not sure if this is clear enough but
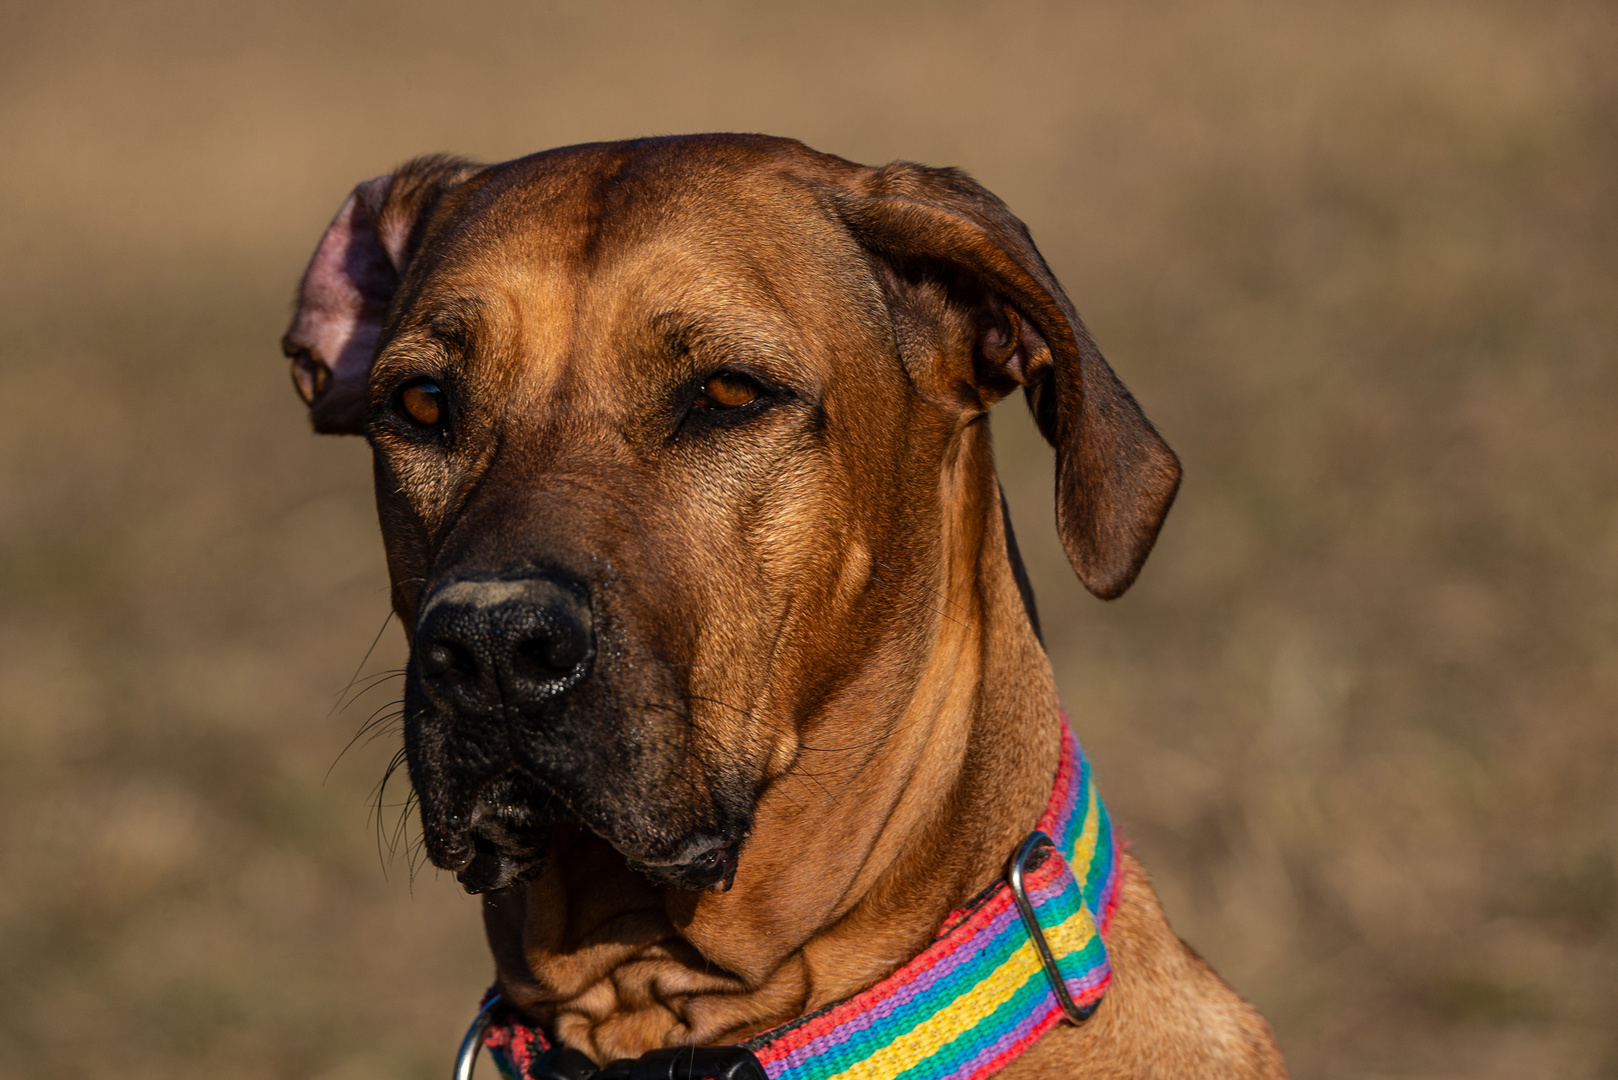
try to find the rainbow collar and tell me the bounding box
[471,720,1120,1080]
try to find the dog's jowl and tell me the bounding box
[283,135,1286,1078]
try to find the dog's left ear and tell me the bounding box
[830,162,1181,600]
[282,156,481,434]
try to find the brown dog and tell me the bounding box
[283,135,1286,1078]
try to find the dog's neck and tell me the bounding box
[484,420,1063,1063]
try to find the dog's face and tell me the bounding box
[284,136,1179,897]
[370,146,946,894]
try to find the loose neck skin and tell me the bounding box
[485,418,1065,1062]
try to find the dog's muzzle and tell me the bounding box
[406,571,594,891]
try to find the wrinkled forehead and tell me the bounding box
[394,151,891,381]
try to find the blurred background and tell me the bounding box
[1,1,1614,1077]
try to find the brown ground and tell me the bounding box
[1,2,1613,1077]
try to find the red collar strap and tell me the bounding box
[467,718,1120,1080]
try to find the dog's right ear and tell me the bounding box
[282,156,480,434]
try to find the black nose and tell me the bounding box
[413,573,594,716]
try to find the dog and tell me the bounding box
[283,134,1286,1078]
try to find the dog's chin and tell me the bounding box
[455,830,542,893]
[415,771,560,894]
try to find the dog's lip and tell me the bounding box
[455,833,537,893]
[624,829,746,892]
[431,791,748,894]
[416,751,753,891]
[443,799,553,892]
[441,841,475,873]
[420,775,560,881]
[429,825,486,881]
[622,829,735,868]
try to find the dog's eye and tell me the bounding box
[695,372,762,410]
[398,379,446,427]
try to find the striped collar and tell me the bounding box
[473,718,1120,1080]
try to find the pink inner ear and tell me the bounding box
[284,178,398,418]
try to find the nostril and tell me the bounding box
[548,635,588,671]
[420,642,455,677]
[513,634,589,680]
[419,640,478,684]
[522,622,591,673]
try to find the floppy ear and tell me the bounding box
[281,156,481,434]
[831,162,1181,600]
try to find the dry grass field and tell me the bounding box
[1,2,1614,1077]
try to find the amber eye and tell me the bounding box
[398,379,445,427]
[697,372,761,410]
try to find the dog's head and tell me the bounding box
[283,135,1178,896]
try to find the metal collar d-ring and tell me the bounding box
[454,993,503,1080]
[1008,831,1096,1024]
[453,996,767,1080]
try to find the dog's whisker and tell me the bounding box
[359,712,406,749]
[369,744,416,879]
[668,693,850,804]
[334,668,408,713]
[867,571,968,631]
[678,693,759,720]
[870,558,974,618]
[329,607,400,719]
[402,791,427,886]
[781,758,836,802]
[388,576,428,603]
[326,699,407,784]
[797,736,895,753]
[356,701,406,735]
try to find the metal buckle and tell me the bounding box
[1008,831,1096,1024]
[595,1047,768,1080]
